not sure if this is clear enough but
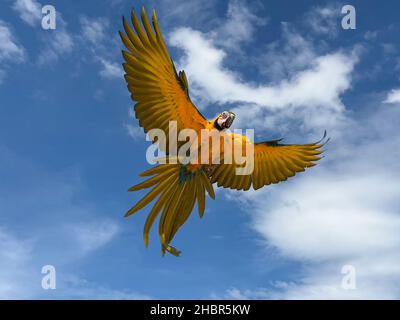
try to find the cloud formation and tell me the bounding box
[12,0,42,26]
[0,228,34,299]
[79,16,123,79]
[80,16,109,45]
[384,88,400,104]
[0,21,25,63]
[37,16,74,65]
[69,220,120,255]
[228,101,400,299]
[188,1,400,299]
[169,26,357,133]
[0,145,126,298]
[304,4,340,37]
[212,0,267,50]
[99,58,123,79]
[0,20,25,83]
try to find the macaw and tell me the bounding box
[120,7,328,256]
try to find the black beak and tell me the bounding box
[225,112,236,128]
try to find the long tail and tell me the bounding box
[125,162,215,256]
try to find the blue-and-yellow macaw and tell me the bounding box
[120,7,327,256]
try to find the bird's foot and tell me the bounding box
[162,244,181,257]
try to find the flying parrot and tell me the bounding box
[120,7,328,256]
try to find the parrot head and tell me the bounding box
[215,111,236,130]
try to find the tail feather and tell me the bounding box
[125,172,176,217]
[143,174,179,247]
[166,178,197,248]
[126,163,215,256]
[129,165,176,191]
[159,179,187,251]
[200,172,215,199]
[161,180,197,256]
[171,179,197,237]
[139,163,175,177]
[196,179,206,218]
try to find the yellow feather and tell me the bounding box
[262,152,275,183]
[119,31,137,55]
[151,10,170,60]
[139,164,172,177]
[275,157,295,177]
[129,166,176,191]
[140,7,167,61]
[200,172,215,199]
[125,173,176,217]
[131,10,151,48]
[169,180,197,242]
[159,182,188,244]
[196,179,205,218]
[143,176,179,247]
[256,156,267,186]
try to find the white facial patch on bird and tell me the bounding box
[217,111,235,129]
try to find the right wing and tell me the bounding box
[211,133,328,190]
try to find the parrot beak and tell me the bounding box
[225,112,236,128]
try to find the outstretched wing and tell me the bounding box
[210,132,328,190]
[120,7,208,151]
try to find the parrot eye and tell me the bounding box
[221,112,228,118]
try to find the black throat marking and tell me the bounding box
[214,120,223,131]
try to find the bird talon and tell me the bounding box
[162,244,181,257]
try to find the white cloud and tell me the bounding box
[124,109,145,140]
[12,0,42,26]
[0,20,25,84]
[0,227,36,299]
[37,16,74,65]
[58,275,151,299]
[80,17,109,45]
[0,146,132,298]
[68,220,120,254]
[212,286,274,300]
[0,21,25,63]
[10,0,74,66]
[37,31,74,65]
[124,123,144,140]
[154,0,218,29]
[0,228,31,263]
[213,287,252,299]
[227,103,400,299]
[304,4,339,37]
[169,27,357,133]
[99,58,123,79]
[0,225,140,299]
[364,31,378,41]
[384,89,400,104]
[11,0,75,65]
[212,0,267,50]
[109,0,124,7]
[257,24,317,82]
[169,28,353,109]
[78,16,122,80]
[252,172,400,261]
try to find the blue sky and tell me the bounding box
[1,0,400,299]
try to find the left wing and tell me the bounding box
[210,133,328,190]
[120,7,208,152]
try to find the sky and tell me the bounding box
[0,0,400,299]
